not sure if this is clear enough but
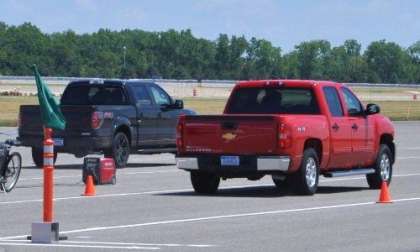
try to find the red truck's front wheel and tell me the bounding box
[366,144,393,189]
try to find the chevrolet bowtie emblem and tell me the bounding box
[222,132,237,142]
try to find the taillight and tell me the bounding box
[176,115,186,151]
[91,112,104,129]
[278,123,291,148]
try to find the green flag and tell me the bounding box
[33,65,66,130]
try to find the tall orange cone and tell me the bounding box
[377,181,392,203]
[83,175,96,196]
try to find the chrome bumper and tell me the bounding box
[176,156,290,172]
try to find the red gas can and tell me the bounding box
[82,157,116,185]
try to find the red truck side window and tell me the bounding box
[323,87,344,117]
[341,87,363,116]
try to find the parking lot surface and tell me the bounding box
[0,122,419,251]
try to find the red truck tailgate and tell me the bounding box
[182,115,278,155]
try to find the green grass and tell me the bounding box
[1,96,419,127]
[0,96,37,126]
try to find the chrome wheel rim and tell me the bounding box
[380,153,391,181]
[305,157,317,188]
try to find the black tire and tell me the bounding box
[291,148,320,195]
[31,147,57,168]
[366,144,393,189]
[105,132,130,168]
[190,171,220,194]
[2,152,22,192]
[272,175,288,190]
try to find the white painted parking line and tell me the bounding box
[0,239,214,248]
[0,185,264,206]
[2,173,420,206]
[3,196,420,241]
[397,156,420,160]
[19,169,179,181]
[398,147,420,151]
[62,240,214,248]
[321,172,420,182]
[56,198,419,235]
[19,175,81,181]
[0,241,159,250]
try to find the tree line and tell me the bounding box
[0,22,419,83]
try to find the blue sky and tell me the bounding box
[1,0,419,52]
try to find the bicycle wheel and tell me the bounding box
[2,152,22,192]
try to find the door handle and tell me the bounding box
[332,123,340,131]
[352,124,358,130]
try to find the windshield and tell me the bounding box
[226,87,319,114]
[61,84,128,105]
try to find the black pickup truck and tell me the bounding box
[18,79,195,167]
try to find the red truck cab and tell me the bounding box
[176,80,395,195]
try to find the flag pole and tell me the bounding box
[30,65,66,243]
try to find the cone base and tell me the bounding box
[376,200,392,204]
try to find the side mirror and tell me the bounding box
[366,103,380,115]
[173,99,184,109]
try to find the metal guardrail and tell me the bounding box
[0,76,419,88]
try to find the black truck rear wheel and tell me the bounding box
[190,171,220,194]
[31,147,57,168]
[105,132,130,168]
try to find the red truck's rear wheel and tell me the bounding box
[291,148,319,195]
[190,171,220,194]
[272,175,289,189]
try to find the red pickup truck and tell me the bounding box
[176,80,395,195]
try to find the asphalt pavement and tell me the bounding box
[0,122,419,252]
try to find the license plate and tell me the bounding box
[53,138,64,146]
[220,156,240,166]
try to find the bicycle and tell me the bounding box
[0,139,22,192]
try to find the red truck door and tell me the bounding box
[341,87,375,166]
[322,87,353,168]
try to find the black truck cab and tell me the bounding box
[18,79,195,167]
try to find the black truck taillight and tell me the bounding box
[91,111,104,129]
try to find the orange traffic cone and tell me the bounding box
[83,175,96,196]
[377,181,392,203]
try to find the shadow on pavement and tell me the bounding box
[157,185,367,198]
[22,162,174,170]
[125,163,175,168]
[15,182,83,189]
[23,164,82,170]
